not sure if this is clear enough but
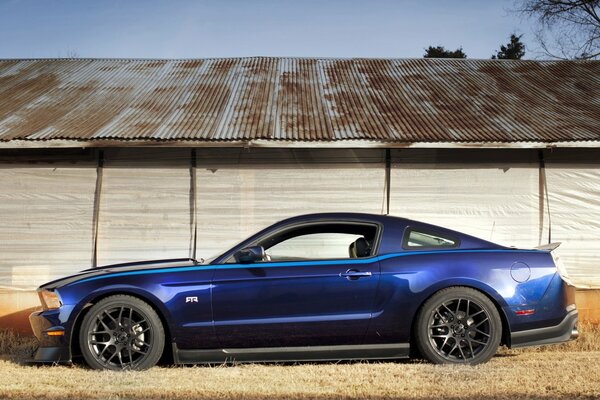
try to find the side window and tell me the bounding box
[403,228,459,249]
[266,233,364,262]
[238,222,380,263]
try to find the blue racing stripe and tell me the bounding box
[72,248,541,285]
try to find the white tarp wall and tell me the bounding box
[0,155,97,319]
[546,163,600,288]
[195,149,386,260]
[388,149,599,288]
[0,147,598,302]
[97,149,192,265]
[390,149,544,249]
[0,162,96,290]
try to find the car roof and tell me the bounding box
[270,212,503,250]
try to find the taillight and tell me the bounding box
[550,250,574,286]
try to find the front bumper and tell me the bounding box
[510,309,578,348]
[29,310,71,363]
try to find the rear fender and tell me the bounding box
[420,278,510,313]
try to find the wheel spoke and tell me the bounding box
[133,327,151,337]
[469,309,485,319]
[105,349,118,364]
[117,349,124,368]
[441,303,455,316]
[98,344,110,357]
[104,310,118,326]
[457,341,467,360]
[441,336,450,349]
[473,328,490,337]
[133,319,147,327]
[448,342,458,357]
[90,330,110,336]
[433,310,447,322]
[467,339,475,358]
[456,298,461,314]
[97,317,111,332]
[118,306,124,325]
[474,317,489,328]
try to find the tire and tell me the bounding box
[79,295,165,371]
[415,287,502,365]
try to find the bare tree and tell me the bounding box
[516,0,600,59]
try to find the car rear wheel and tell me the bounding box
[415,287,502,365]
[79,295,164,370]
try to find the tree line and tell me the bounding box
[424,34,526,59]
[424,0,599,60]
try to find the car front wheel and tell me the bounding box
[79,295,165,370]
[415,287,502,365]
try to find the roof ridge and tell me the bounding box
[0,57,596,63]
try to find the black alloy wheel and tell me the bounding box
[79,295,164,370]
[415,287,502,365]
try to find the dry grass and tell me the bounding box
[0,325,598,400]
[0,330,37,362]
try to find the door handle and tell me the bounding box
[340,269,372,280]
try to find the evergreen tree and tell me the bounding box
[493,34,526,59]
[424,46,467,58]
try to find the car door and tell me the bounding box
[211,224,381,348]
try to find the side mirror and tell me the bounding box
[234,246,265,264]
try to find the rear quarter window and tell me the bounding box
[402,227,459,250]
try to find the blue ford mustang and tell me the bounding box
[30,213,578,370]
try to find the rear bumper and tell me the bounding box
[29,310,71,363]
[510,309,578,348]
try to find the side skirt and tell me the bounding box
[173,343,410,364]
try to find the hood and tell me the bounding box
[40,258,199,289]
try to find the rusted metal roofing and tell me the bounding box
[0,57,598,147]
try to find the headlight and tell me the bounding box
[38,289,62,310]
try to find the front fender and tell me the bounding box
[59,283,175,354]
[75,284,173,327]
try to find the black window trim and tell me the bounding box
[220,218,384,264]
[401,226,460,251]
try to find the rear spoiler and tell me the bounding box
[534,242,561,251]
[536,242,574,286]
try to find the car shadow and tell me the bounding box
[164,356,420,369]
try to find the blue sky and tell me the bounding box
[0,0,535,59]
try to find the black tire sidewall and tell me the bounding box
[79,295,165,371]
[415,287,502,365]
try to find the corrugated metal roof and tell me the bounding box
[0,57,598,147]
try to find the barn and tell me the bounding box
[0,57,599,332]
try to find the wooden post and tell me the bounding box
[91,150,104,268]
